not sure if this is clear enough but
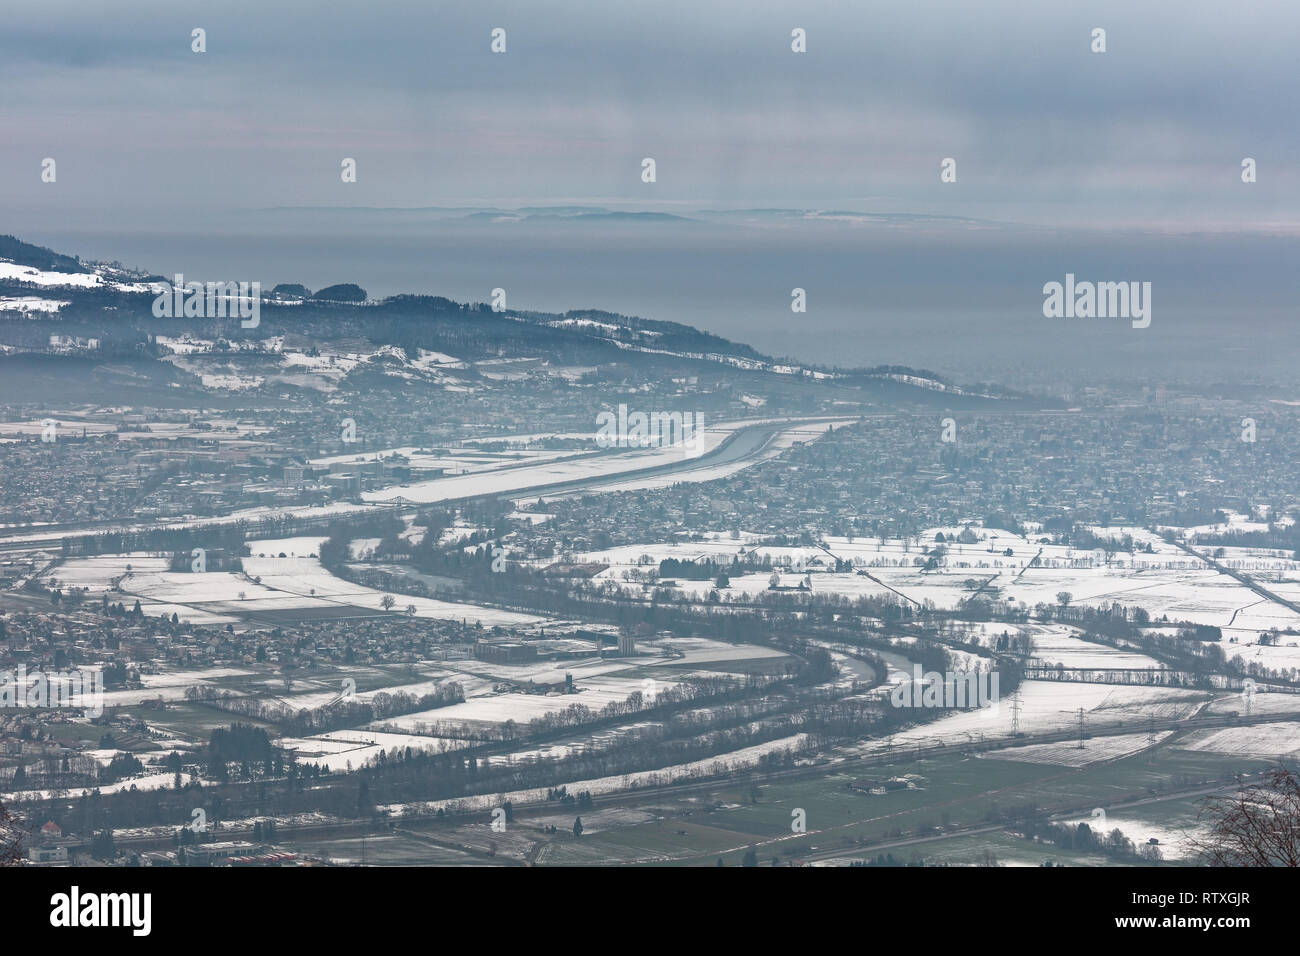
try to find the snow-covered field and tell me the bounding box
[277,731,468,773]
[979,731,1172,767]
[41,554,169,592]
[566,526,1300,669]
[1027,624,1164,670]
[0,295,69,313]
[1058,811,1201,861]
[240,551,546,627]
[1204,692,1300,717]
[93,666,258,708]
[2,771,197,803]
[645,636,788,666]
[1176,721,1300,757]
[380,732,812,817]
[372,675,674,730]
[846,681,1212,756]
[158,342,476,394]
[268,640,778,754]
[42,535,549,628]
[0,261,105,288]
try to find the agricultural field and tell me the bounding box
[313,737,1270,867]
[39,535,549,629]
[564,524,1300,669]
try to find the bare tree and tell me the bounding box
[0,801,24,866]
[1190,768,1300,866]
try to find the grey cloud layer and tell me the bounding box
[2,0,1297,229]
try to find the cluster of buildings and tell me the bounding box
[520,407,1300,556]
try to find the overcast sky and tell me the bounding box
[3,0,1298,235]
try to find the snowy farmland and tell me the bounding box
[568,525,1300,669]
[3,771,197,804]
[270,639,785,760]
[1176,721,1300,758]
[845,681,1213,756]
[978,731,1173,767]
[375,677,666,731]
[240,551,547,627]
[40,536,549,628]
[380,732,813,818]
[1026,624,1163,670]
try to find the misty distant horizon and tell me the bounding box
[6,1,1299,391]
[13,211,1297,392]
[5,1,1298,231]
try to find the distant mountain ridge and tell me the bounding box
[250,205,999,229]
[0,232,1028,405]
